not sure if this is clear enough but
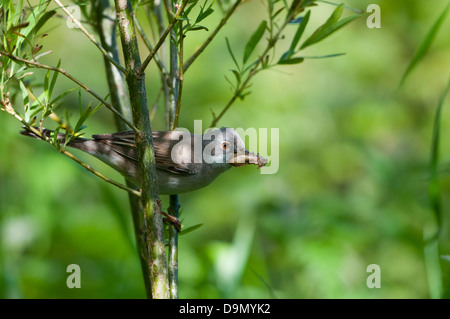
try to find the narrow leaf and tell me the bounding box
[33,10,56,35]
[49,87,78,107]
[180,223,204,236]
[278,57,304,65]
[19,80,30,121]
[400,3,449,86]
[428,76,450,232]
[44,69,50,103]
[226,37,240,71]
[299,52,346,59]
[197,7,214,23]
[188,25,209,31]
[289,10,311,55]
[74,106,92,134]
[300,4,359,49]
[243,20,267,64]
[49,59,61,101]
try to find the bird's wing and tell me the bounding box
[92,131,199,175]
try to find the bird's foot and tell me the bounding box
[156,199,181,232]
[161,211,182,232]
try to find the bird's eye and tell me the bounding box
[222,142,230,150]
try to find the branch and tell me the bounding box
[95,0,152,298]
[53,0,126,74]
[184,0,242,72]
[114,0,169,299]
[162,1,186,299]
[1,97,140,197]
[0,50,139,132]
[139,0,189,74]
[168,194,180,299]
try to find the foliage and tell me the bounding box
[1,0,449,299]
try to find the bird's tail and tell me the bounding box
[20,127,87,146]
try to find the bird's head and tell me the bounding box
[202,127,267,168]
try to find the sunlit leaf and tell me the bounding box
[300,4,359,49]
[33,10,56,35]
[428,77,450,234]
[278,57,304,64]
[289,10,310,55]
[225,37,240,71]
[243,20,267,64]
[400,3,449,86]
[180,223,204,235]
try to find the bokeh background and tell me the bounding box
[1,0,450,298]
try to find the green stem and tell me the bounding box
[140,0,189,73]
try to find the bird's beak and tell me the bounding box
[228,149,268,168]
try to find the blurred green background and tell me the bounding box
[1,0,450,298]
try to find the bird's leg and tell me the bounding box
[157,199,181,232]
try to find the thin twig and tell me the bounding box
[140,0,189,73]
[0,50,139,132]
[135,17,168,77]
[172,22,184,130]
[53,0,126,74]
[1,98,141,197]
[210,17,290,127]
[184,0,242,73]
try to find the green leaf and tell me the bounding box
[271,7,285,20]
[289,10,311,55]
[49,59,61,101]
[298,52,345,59]
[196,6,214,23]
[19,80,30,121]
[75,105,90,131]
[428,76,450,233]
[231,69,241,84]
[188,25,209,32]
[243,20,267,64]
[300,5,359,49]
[317,0,364,14]
[400,3,449,86]
[278,57,305,65]
[226,37,240,71]
[224,75,234,89]
[179,223,204,236]
[49,87,78,108]
[184,0,199,18]
[74,101,103,135]
[44,69,50,103]
[32,10,56,35]
[52,126,62,148]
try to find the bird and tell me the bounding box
[20,127,267,195]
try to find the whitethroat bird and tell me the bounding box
[21,126,267,230]
[21,127,267,194]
